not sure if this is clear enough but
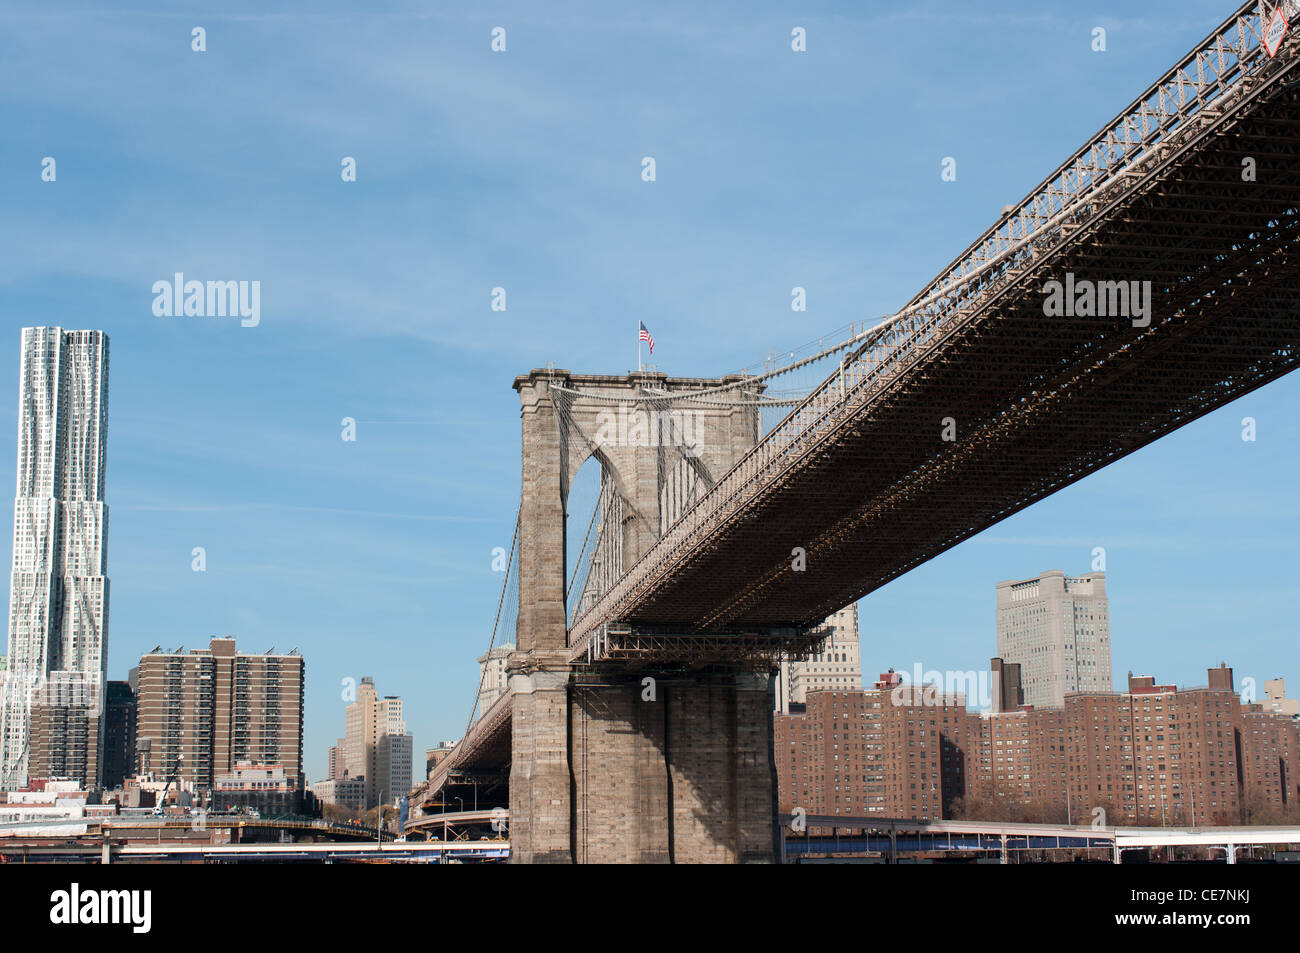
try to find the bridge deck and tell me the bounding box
[569,0,1300,648]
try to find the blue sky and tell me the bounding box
[0,0,1295,783]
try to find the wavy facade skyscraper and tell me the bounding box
[0,328,109,790]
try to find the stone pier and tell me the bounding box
[568,671,778,863]
[507,369,777,863]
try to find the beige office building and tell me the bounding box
[996,570,1112,709]
[134,637,305,790]
[775,604,862,713]
[332,676,412,809]
[1262,677,1299,717]
[476,642,513,719]
[314,775,366,812]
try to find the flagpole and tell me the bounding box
[637,321,642,373]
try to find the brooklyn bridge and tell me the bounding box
[424,1,1300,862]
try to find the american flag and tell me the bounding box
[639,321,655,354]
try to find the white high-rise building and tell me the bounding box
[775,604,862,713]
[0,328,110,790]
[996,570,1112,709]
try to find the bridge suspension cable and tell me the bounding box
[546,320,884,409]
[567,470,627,625]
[465,506,519,734]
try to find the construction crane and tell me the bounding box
[151,754,184,815]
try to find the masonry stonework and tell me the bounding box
[509,370,777,863]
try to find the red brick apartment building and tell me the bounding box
[774,665,1299,826]
[774,672,969,821]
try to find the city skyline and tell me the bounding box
[0,324,1292,786]
[0,0,1297,788]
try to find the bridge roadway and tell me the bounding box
[404,808,506,842]
[426,689,511,802]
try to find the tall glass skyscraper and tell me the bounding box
[0,328,110,790]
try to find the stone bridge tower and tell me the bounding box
[509,369,779,863]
